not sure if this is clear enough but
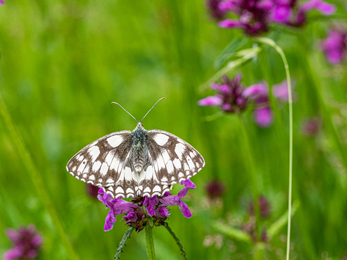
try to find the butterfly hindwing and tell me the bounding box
[146,130,205,185]
[66,131,132,188]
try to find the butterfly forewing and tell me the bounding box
[66,131,132,188]
[147,130,205,185]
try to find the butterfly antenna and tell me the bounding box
[112,102,138,123]
[140,97,166,123]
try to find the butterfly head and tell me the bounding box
[134,122,146,131]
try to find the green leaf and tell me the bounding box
[214,38,249,69]
[200,47,262,92]
[212,221,252,243]
[114,227,135,260]
[267,200,300,240]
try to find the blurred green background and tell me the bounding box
[1,0,347,259]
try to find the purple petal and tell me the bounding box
[219,84,231,94]
[179,201,192,218]
[143,196,159,216]
[320,30,346,64]
[222,103,231,111]
[271,6,291,23]
[254,107,273,128]
[210,83,221,91]
[198,95,223,106]
[243,83,268,100]
[272,79,296,102]
[0,0,4,5]
[27,249,38,259]
[177,187,190,198]
[156,207,170,218]
[218,0,238,11]
[316,1,336,15]
[5,229,18,242]
[218,19,243,28]
[98,188,104,194]
[3,248,22,260]
[104,212,117,231]
[32,235,43,247]
[181,179,196,189]
[300,0,335,15]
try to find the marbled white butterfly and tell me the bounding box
[66,98,205,198]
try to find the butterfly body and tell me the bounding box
[66,102,204,199]
[131,123,148,173]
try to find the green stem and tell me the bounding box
[238,115,260,221]
[164,223,187,260]
[255,37,293,260]
[114,227,134,260]
[0,94,80,260]
[145,224,156,260]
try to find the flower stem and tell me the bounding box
[255,37,293,260]
[114,227,134,260]
[145,224,156,260]
[164,223,187,260]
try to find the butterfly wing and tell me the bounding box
[146,129,205,186]
[66,131,132,189]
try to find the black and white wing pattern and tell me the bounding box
[67,127,205,198]
[66,131,132,189]
[146,130,205,186]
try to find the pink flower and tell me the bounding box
[3,225,43,260]
[272,79,297,102]
[320,29,347,64]
[98,180,196,231]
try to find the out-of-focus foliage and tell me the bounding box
[0,0,347,259]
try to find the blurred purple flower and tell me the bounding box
[98,180,196,231]
[3,225,43,260]
[248,195,271,218]
[198,74,248,113]
[206,0,226,20]
[86,183,100,199]
[283,0,336,27]
[301,117,321,136]
[272,79,296,102]
[205,180,226,199]
[217,0,335,34]
[244,82,273,128]
[253,106,273,127]
[0,0,4,5]
[320,29,347,64]
[218,0,272,35]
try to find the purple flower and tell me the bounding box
[0,0,4,5]
[98,180,196,231]
[301,117,321,136]
[248,196,271,218]
[86,183,100,199]
[198,74,248,113]
[253,106,273,128]
[217,0,336,34]
[244,82,273,128]
[272,79,296,102]
[206,0,226,20]
[205,180,226,199]
[3,225,43,260]
[286,0,336,27]
[218,0,272,35]
[320,29,347,64]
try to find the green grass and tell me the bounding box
[1,0,347,259]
